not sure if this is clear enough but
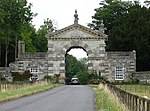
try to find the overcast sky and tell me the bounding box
[27,0,100,59]
[28,0,100,29]
[27,0,145,59]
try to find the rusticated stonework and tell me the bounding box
[9,22,136,83]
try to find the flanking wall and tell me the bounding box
[133,71,150,83]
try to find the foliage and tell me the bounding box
[0,0,34,67]
[35,25,48,52]
[76,70,89,85]
[65,54,89,85]
[31,18,56,52]
[65,54,108,84]
[89,0,132,34]
[12,72,23,81]
[20,24,37,52]
[43,75,53,82]
[90,0,150,71]
[53,74,60,84]
[0,83,59,102]
[108,4,150,71]
[22,70,32,81]
[11,70,32,81]
[96,84,125,111]
[0,74,6,82]
[88,71,100,84]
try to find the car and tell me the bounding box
[71,77,79,85]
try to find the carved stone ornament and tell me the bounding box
[74,9,79,24]
[99,20,106,33]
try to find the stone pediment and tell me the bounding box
[47,24,106,40]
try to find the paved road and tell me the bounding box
[0,85,95,111]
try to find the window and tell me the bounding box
[30,67,39,74]
[29,67,39,81]
[115,66,124,80]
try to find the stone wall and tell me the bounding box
[107,51,136,81]
[133,71,150,82]
[8,23,137,83]
[0,67,5,74]
[47,38,107,77]
[18,52,47,60]
[9,58,48,79]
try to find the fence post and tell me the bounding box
[139,98,141,111]
[128,93,130,109]
[105,83,150,111]
[147,100,150,111]
[135,96,138,111]
[4,84,6,92]
[0,84,2,92]
[131,96,134,111]
[142,99,145,111]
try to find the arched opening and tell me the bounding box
[65,46,89,85]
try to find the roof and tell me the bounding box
[46,24,107,40]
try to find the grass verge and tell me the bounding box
[95,84,127,111]
[0,83,60,103]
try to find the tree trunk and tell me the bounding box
[0,42,1,66]
[5,44,9,75]
[15,36,17,61]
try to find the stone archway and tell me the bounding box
[9,11,136,83]
[13,33,136,83]
[46,23,108,82]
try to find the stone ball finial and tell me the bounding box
[74,9,79,24]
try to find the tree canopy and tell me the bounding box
[65,54,89,85]
[0,0,56,67]
[0,0,34,67]
[90,0,150,71]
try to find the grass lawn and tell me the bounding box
[93,84,127,111]
[116,84,150,98]
[0,82,60,103]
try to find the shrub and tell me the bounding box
[88,71,100,84]
[0,73,6,82]
[22,70,32,81]
[43,75,53,82]
[11,70,32,82]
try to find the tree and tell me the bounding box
[30,18,57,52]
[0,0,34,68]
[108,4,150,71]
[20,23,37,52]
[65,54,78,84]
[33,18,50,52]
[88,0,132,34]
[144,0,150,7]
[90,0,150,71]
[76,70,89,85]
[65,54,89,84]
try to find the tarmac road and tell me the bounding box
[0,85,95,111]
